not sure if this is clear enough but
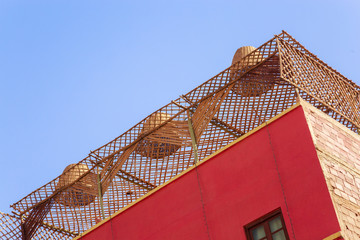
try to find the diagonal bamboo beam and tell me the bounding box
[117,169,156,191]
[41,222,78,237]
[88,157,156,191]
[100,142,140,193]
[179,95,244,138]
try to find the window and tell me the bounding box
[244,209,290,240]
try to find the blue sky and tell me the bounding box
[1,0,359,213]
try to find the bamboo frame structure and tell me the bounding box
[1,31,359,239]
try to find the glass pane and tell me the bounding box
[252,225,266,240]
[272,230,286,240]
[269,216,283,232]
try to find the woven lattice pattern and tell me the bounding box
[5,31,359,239]
[0,211,21,240]
[0,211,73,240]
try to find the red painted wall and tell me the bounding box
[81,106,340,240]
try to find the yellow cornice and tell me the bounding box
[322,231,342,240]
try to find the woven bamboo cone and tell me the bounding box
[136,112,181,159]
[56,164,97,207]
[231,46,274,97]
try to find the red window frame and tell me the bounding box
[244,208,290,240]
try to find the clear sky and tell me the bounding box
[1,0,359,213]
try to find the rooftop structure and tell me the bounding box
[0,31,359,239]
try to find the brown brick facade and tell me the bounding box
[302,101,360,239]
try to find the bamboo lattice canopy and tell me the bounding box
[3,31,360,240]
[231,46,275,97]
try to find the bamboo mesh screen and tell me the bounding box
[4,31,359,239]
[0,211,74,239]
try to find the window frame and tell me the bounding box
[244,208,290,240]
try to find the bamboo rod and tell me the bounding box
[187,113,199,164]
[97,174,105,220]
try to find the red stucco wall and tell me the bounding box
[80,106,340,240]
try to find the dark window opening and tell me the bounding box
[244,208,290,240]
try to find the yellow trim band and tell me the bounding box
[73,102,302,239]
[323,231,342,240]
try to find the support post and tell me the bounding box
[187,112,199,164]
[97,174,105,220]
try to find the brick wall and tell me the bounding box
[302,101,360,240]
